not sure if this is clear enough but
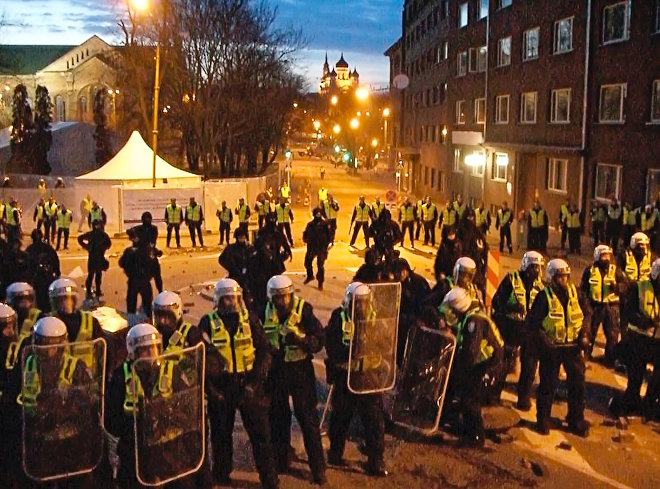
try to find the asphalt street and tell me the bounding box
[56,157,659,488]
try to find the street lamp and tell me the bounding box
[371,138,378,148]
[350,117,359,129]
[330,95,338,106]
[355,87,370,101]
[333,124,341,135]
[313,120,321,131]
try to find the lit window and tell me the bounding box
[551,88,571,123]
[477,46,488,72]
[459,3,469,28]
[554,17,573,54]
[475,98,486,124]
[497,37,511,67]
[495,95,509,124]
[492,153,508,181]
[456,100,466,124]
[453,149,462,173]
[547,158,568,192]
[599,83,626,123]
[523,27,539,61]
[520,92,537,124]
[603,1,631,44]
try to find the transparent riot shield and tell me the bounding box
[347,282,401,394]
[392,326,456,435]
[132,343,205,487]
[21,338,107,482]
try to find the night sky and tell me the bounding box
[0,0,402,89]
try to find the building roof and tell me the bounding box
[0,45,76,75]
[336,53,348,68]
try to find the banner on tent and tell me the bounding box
[122,188,203,229]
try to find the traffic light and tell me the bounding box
[342,151,351,163]
[284,149,292,159]
[334,144,341,154]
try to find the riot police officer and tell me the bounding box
[580,245,625,366]
[491,251,545,409]
[199,279,279,488]
[235,197,251,237]
[78,219,112,300]
[153,291,203,354]
[5,282,44,342]
[262,275,326,484]
[219,227,256,293]
[326,283,387,476]
[322,193,339,246]
[350,196,371,248]
[302,207,331,291]
[443,287,504,447]
[618,232,652,283]
[25,229,60,311]
[527,259,590,436]
[0,304,19,397]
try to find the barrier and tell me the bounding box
[486,250,500,307]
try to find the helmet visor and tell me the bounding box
[153,307,177,330]
[1,316,18,339]
[53,295,77,315]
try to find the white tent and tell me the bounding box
[75,130,201,188]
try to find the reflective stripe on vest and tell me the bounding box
[19,353,78,407]
[588,264,619,303]
[22,308,41,336]
[354,204,370,222]
[530,209,545,228]
[422,203,437,222]
[400,205,414,222]
[629,281,660,338]
[257,201,270,216]
[624,249,651,282]
[71,312,94,369]
[276,205,291,224]
[187,205,201,223]
[280,185,290,198]
[122,359,175,413]
[165,322,193,355]
[5,333,30,370]
[541,285,584,344]
[263,297,307,362]
[166,205,181,224]
[608,205,622,219]
[592,207,606,223]
[506,271,542,320]
[57,210,72,229]
[475,209,488,228]
[237,204,249,223]
[340,308,354,346]
[453,202,467,219]
[623,208,637,226]
[208,310,255,373]
[372,202,385,218]
[456,312,504,363]
[324,201,338,220]
[45,203,58,217]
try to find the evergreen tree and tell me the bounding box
[9,83,34,172]
[93,89,112,166]
[33,85,53,174]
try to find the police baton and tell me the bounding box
[320,384,334,435]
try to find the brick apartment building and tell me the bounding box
[386,0,660,230]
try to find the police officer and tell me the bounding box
[262,275,326,484]
[4,197,21,244]
[55,203,73,250]
[491,251,545,408]
[5,282,44,338]
[49,278,104,368]
[322,193,339,246]
[236,197,251,237]
[33,198,46,235]
[640,204,658,247]
[217,200,233,246]
[528,201,548,253]
[219,227,257,293]
[303,207,331,291]
[275,197,294,247]
[44,196,58,243]
[165,198,183,248]
[88,200,107,229]
[452,194,468,224]
[318,185,328,206]
[325,283,388,476]
[527,259,590,436]
[199,279,279,488]
[433,228,462,282]
[279,182,291,203]
[0,304,20,397]
[398,196,416,248]
[153,291,203,354]
[119,236,156,320]
[474,201,491,237]
[443,287,504,447]
[606,197,623,251]
[580,245,625,366]
[615,258,660,416]
[255,194,272,230]
[421,196,438,246]
[591,200,607,247]
[186,196,205,248]
[559,199,570,251]
[350,195,371,248]
[439,199,458,240]
[618,232,652,283]
[371,197,385,223]
[496,201,514,254]
[566,204,583,255]
[25,229,60,311]
[413,196,425,242]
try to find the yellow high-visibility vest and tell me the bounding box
[566,212,580,229]
[475,208,489,228]
[208,310,255,373]
[276,205,291,224]
[218,208,232,223]
[5,204,17,226]
[530,209,545,228]
[35,205,44,220]
[324,201,338,220]
[400,204,414,222]
[422,203,437,222]
[541,285,584,344]
[588,264,619,303]
[56,209,72,229]
[186,204,201,223]
[318,188,328,202]
[354,204,370,222]
[372,202,385,219]
[624,249,651,282]
[237,204,249,223]
[166,204,181,224]
[263,297,308,362]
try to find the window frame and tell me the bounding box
[495,94,510,124]
[475,97,486,124]
[457,51,468,76]
[651,79,660,123]
[497,36,512,67]
[453,148,463,174]
[599,83,627,124]
[523,27,540,61]
[550,88,571,124]
[546,158,568,193]
[469,48,478,73]
[520,91,538,124]
[459,2,469,28]
[471,158,485,177]
[595,163,622,201]
[491,153,508,182]
[656,0,660,34]
[602,1,631,45]
[477,45,488,72]
[456,99,466,124]
[554,17,574,54]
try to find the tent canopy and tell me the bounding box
[76,131,199,182]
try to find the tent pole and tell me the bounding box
[152,43,161,188]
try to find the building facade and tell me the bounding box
[319,53,360,94]
[388,0,660,227]
[0,35,119,126]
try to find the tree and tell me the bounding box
[93,89,113,166]
[8,83,34,172]
[32,85,53,174]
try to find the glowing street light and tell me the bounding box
[371,138,379,148]
[131,0,149,11]
[355,87,370,101]
[383,107,391,117]
[333,124,341,135]
[293,102,298,108]
[350,118,359,129]
[330,95,338,106]
[313,120,321,131]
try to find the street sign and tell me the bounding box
[385,190,397,203]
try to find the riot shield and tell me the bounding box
[132,343,205,487]
[21,338,107,482]
[347,282,401,394]
[392,326,456,435]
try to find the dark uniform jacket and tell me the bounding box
[302,218,331,254]
[78,229,111,270]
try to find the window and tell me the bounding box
[440,125,448,143]
[469,48,478,72]
[656,0,660,33]
[495,95,509,124]
[55,96,65,122]
[603,1,631,44]
[554,17,573,54]
[546,158,568,192]
[551,88,571,123]
[471,157,485,177]
[599,83,626,123]
[595,163,622,200]
[652,80,660,122]
[499,0,512,8]
[520,92,537,123]
[475,98,486,123]
[647,169,660,203]
[523,27,539,61]
[457,51,468,76]
[431,169,436,189]
[442,0,449,20]
[453,149,462,173]
[459,2,468,28]
[424,166,429,185]
[443,41,449,60]
[79,96,88,115]
[497,37,511,67]
[477,46,488,72]
[480,0,489,19]
[456,100,466,124]
[492,153,508,181]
